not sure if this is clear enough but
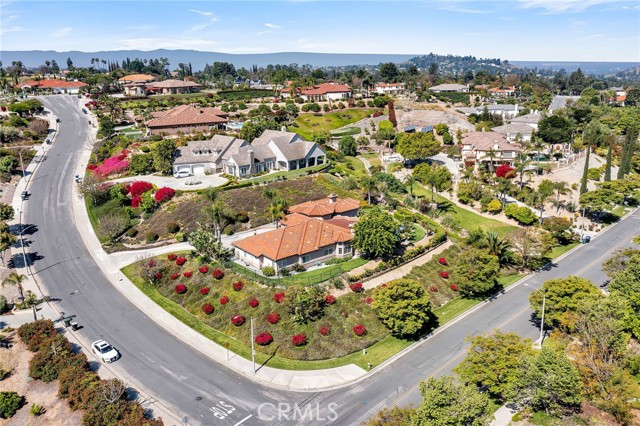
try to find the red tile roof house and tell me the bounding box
[232,195,360,273]
[374,82,405,95]
[281,82,352,102]
[461,131,523,165]
[16,79,88,94]
[146,79,201,95]
[145,104,229,136]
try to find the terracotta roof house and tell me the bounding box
[118,74,156,84]
[281,82,352,102]
[374,82,404,95]
[288,194,360,219]
[461,131,523,165]
[17,79,87,94]
[171,129,327,178]
[429,83,469,93]
[491,123,534,142]
[146,79,201,95]
[145,104,229,136]
[232,218,354,273]
[488,86,516,98]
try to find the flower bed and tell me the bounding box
[231,315,246,326]
[170,273,180,280]
[199,266,209,274]
[220,295,230,305]
[324,294,336,305]
[202,303,214,315]
[232,281,244,291]
[175,284,187,294]
[292,334,307,347]
[168,254,178,261]
[213,269,224,280]
[176,257,187,266]
[353,325,367,336]
[266,313,280,324]
[200,287,210,295]
[450,284,459,291]
[255,332,273,346]
[440,271,449,279]
[273,292,285,303]
[350,282,363,293]
[438,257,447,265]
[319,325,331,336]
[183,271,193,278]
[248,298,260,308]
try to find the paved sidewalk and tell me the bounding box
[491,404,518,426]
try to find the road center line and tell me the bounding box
[233,414,253,426]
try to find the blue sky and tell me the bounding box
[1,0,639,61]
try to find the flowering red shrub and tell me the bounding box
[324,294,336,305]
[167,254,178,261]
[153,272,163,280]
[438,257,448,265]
[231,315,245,326]
[440,271,449,279]
[154,187,175,203]
[176,257,187,266]
[212,269,224,280]
[183,271,193,278]
[429,285,438,292]
[273,292,285,303]
[350,282,364,293]
[291,334,307,346]
[200,287,210,295]
[450,284,459,291]
[199,266,209,274]
[131,196,142,208]
[266,313,280,324]
[464,160,475,168]
[381,283,387,288]
[175,284,187,294]
[220,295,229,305]
[353,325,367,336]
[495,164,516,179]
[202,303,214,315]
[87,164,98,171]
[319,325,331,336]
[129,181,154,197]
[232,281,244,291]
[170,273,180,280]
[364,297,373,305]
[255,332,273,346]
[248,298,260,308]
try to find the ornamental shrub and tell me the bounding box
[170,273,180,280]
[199,266,209,274]
[212,269,224,279]
[248,298,260,308]
[438,257,447,265]
[504,203,537,226]
[232,281,244,291]
[255,332,273,346]
[485,198,503,214]
[200,288,210,295]
[319,325,331,336]
[167,253,178,261]
[231,315,246,326]
[202,303,214,315]
[176,256,187,266]
[0,391,24,419]
[175,284,187,294]
[450,284,459,291]
[440,271,449,278]
[495,164,516,179]
[262,266,275,277]
[153,272,162,280]
[183,271,192,278]
[220,295,230,305]
[364,297,373,304]
[129,181,153,197]
[429,285,438,292]
[353,324,367,336]
[131,196,142,208]
[325,294,336,305]
[266,313,280,324]
[273,292,285,303]
[154,187,175,203]
[291,334,307,346]
[350,282,364,293]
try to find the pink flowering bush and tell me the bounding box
[364,297,373,305]
[255,332,273,346]
[176,256,187,266]
[199,266,209,274]
[212,269,224,280]
[248,298,260,308]
[324,294,336,305]
[450,284,459,291]
[153,272,162,280]
[131,196,142,208]
[353,325,367,336]
[231,315,246,326]
[183,271,192,278]
[154,187,175,203]
[266,313,280,324]
[273,292,285,303]
[129,181,153,197]
[170,273,180,280]
[291,334,307,347]
[167,254,178,261]
[93,152,129,177]
[202,303,214,315]
[319,325,331,336]
[438,257,447,265]
[200,287,210,295]
[232,281,244,291]
[429,285,439,292]
[220,295,230,305]
[440,271,449,279]
[175,284,187,294]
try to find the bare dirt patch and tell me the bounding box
[396,101,476,133]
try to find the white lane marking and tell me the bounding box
[57,153,74,206]
[233,414,253,426]
[158,365,187,381]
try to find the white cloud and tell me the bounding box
[52,27,72,38]
[116,37,217,51]
[189,16,220,32]
[439,6,487,14]
[265,23,280,29]
[190,9,212,16]
[0,25,23,35]
[518,0,635,14]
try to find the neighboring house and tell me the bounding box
[232,217,354,273]
[281,82,352,101]
[145,104,229,136]
[17,79,87,94]
[509,111,542,130]
[146,79,201,95]
[548,95,580,112]
[488,86,516,98]
[374,82,404,95]
[429,83,469,93]
[171,130,327,177]
[461,131,523,165]
[491,123,534,142]
[459,104,521,118]
[118,74,156,84]
[287,195,360,220]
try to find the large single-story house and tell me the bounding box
[118,74,156,84]
[145,104,229,136]
[429,83,469,93]
[509,111,542,130]
[375,82,404,95]
[172,130,327,178]
[146,79,201,95]
[461,131,523,165]
[17,79,87,94]
[287,195,360,219]
[491,123,534,142]
[281,83,352,101]
[458,104,522,119]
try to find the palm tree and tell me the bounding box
[514,155,531,191]
[485,231,512,266]
[359,176,378,204]
[202,189,233,241]
[3,272,26,301]
[404,174,416,199]
[529,189,552,225]
[269,197,289,228]
[552,181,571,213]
[485,148,497,175]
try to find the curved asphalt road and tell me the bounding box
[24,95,638,426]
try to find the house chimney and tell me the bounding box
[328,194,338,204]
[493,143,499,150]
[247,148,254,174]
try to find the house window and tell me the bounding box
[324,248,334,256]
[317,156,324,165]
[302,255,310,263]
[240,166,249,175]
[338,247,343,255]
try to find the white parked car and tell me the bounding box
[174,170,192,178]
[91,340,120,363]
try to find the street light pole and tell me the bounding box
[250,316,255,373]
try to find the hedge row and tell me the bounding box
[17,320,163,426]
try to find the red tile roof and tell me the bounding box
[288,196,360,217]
[145,104,229,128]
[233,219,352,261]
[118,74,155,83]
[462,132,522,152]
[282,82,352,96]
[17,79,87,89]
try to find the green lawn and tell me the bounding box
[546,242,579,260]
[238,163,329,185]
[410,224,427,243]
[361,153,382,168]
[330,127,361,137]
[289,109,376,139]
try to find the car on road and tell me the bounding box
[20,191,29,200]
[81,108,88,114]
[174,170,192,178]
[91,340,120,363]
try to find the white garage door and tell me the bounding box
[192,165,206,176]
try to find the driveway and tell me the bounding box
[109,173,227,190]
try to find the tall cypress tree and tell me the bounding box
[618,126,638,179]
[580,142,590,195]
[604,133,613,182]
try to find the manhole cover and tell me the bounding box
[195,396,202,401]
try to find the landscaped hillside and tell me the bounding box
[289,109,376,140]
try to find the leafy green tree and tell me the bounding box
[413,163,452,203]
[396,132,440,161]
[538,115,574,145]
[514,348,583,415]
[187,228,232,261]
[0,203,14,221]
[603,248,640,278]
[379,63,399,83]
[0,391,24,419]
[604,133,614,182]
[352,206,399,259]
[453,248,500,296]
[529,276,602,327]
[608,255,640,339]
[339,135,357,156]
[371,279,432,336]
[366,406,415,426]
[0,156,17,174]
[285,285,325,324]
[579,188,624,213]
[128,154,154,175]
[413,376,493,426]
[455,331,535,401]
[434,123,449,135]
[239,120,279,142]
[152,139,176,175]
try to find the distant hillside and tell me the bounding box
[0,49,416,71]
[407,53,515,75]
[510,61,640,76]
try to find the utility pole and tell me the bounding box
[250,317,255,373]
[18,150,25,179]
